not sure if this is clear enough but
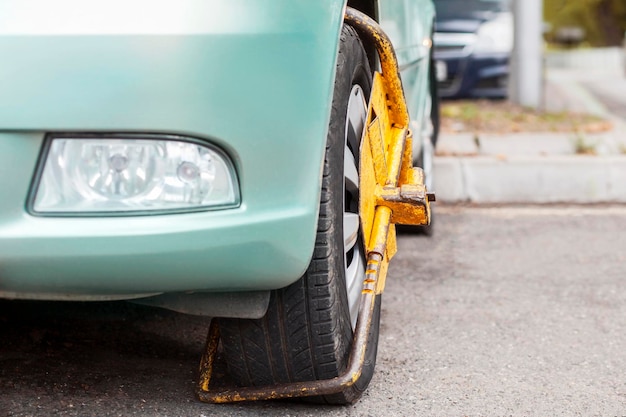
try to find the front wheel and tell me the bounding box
[216,25,379,405]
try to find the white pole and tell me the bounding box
[510,0,543,108]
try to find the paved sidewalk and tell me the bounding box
[434,62,626,203]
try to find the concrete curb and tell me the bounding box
[433,64,626,204]
[436,131,626,157]
[434,129,626,203]
[434,155,626,204]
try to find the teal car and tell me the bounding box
[0,0,436,404]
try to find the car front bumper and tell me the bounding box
[0,0,347,300]
[436,51,509,99]
[1,134,318,298]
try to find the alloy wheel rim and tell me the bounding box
[343,85,367,330]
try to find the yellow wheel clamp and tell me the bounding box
[197,7,435,403]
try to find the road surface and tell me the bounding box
[2,206,626,416]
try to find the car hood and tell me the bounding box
[435,18,483,34]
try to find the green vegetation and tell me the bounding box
[572,134,597,155]
[544,0,626,47]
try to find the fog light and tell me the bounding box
[32,136,239,214]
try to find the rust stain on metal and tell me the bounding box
[196,7,434,404]
[197,320,220,392]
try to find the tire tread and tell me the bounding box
[217,25,379,404]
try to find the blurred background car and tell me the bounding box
[433,0,513,99]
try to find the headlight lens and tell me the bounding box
[33,136,239,214]
[473,13,514,54]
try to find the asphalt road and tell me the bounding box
[2,205,626,416]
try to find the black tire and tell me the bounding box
[216,25,379,405]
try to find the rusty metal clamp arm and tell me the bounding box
[197,7,434,404]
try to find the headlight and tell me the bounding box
[32,135,240,215]
[473,13,514,54]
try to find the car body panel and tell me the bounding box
[0,0,345,298]
[379,0,435,170]
[435,47,509,98]
[379,0,435,134]
[0,131,319,295]
[0,0,436,312]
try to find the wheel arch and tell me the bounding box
[346,0,380,71]
[347,0,379,22]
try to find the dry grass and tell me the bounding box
[441,100,612,134]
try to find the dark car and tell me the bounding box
[433,0,512,98]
